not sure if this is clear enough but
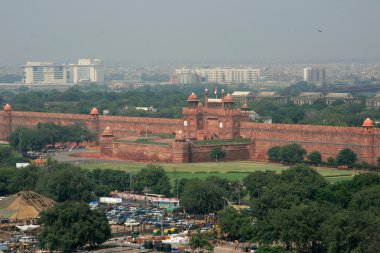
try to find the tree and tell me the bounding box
[243,171,279,198]
[254,246,289,253]
[63,123,95,146]
[280,143,306,164]
[270,204,328,252]
[267,146,282,162]
[322,210,380,253]
[86,169,130,192]
[281,165,327,189]
[210,147,226,162]
[134,165,171,195]
[35,164,93,202]
[8,127,45,152]
[219,207,255,241]
[349,186,380,215]
[38,202,111,252]
[180,179,225,214]
[336,148,357,166]
[189,232,213,252]
[377,156,380,166]
[307,151,322,165]
[37,122,63,148]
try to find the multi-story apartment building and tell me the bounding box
[69,58,104,83]
[174,67,260,84]
[303,66,326,83]
[22,61,67,84]
[171,73,200,85]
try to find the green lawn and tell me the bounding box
[83,161,361,183]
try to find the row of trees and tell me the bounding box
[268,144,358,167]
[219,165,380,252]
[2,146,380,252]
[4,83,380,126]
[7,122,95,152]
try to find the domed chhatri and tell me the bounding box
[242,103,250,109]
[362,118,374,128]
[187,92,199,102]
[3,104,12,111]
[223,93,234,103]
[90,107,99,115]
[102,126,113,137]
[175,130,186,141]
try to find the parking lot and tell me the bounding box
[94,198,206,236]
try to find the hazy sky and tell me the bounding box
[1,0,379,65]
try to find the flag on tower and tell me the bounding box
[214,87,218,95]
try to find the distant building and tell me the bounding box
[171,73,200,85]
[22,61,67,84]
[291,92,324,105]
[366,92,380,109]
[231,91,255,104]
[291,92,361,105]
[69,58,104,83]
[254,91,288,104]
[325,93,361,105]
[304,66,326,83]
[174,67,260,84]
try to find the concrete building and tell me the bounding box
[170,73,200,85]
[304,66,326,83]
[22,61,67,84]
[69,58,104,83]
[366,92,380,109]
[174,67,260,84]
[231,91,255,104]
[254,91,288,104]
[291,92,324,105]
[325,93,361,105]
[291,92,361,105]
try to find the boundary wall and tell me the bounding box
[1,110,379,164]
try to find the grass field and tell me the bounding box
[83,161,361,183]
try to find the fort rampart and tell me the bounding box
[1,109,379,164]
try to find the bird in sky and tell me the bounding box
[318,29,322,32]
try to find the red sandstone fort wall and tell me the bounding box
[2,110,380,164]
[190,142,255,163]
[0,111,182,140]
[108,142,174,163]
[241,122,380,164]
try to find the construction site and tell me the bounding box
[0,191,56,252]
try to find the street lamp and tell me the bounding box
[42,165,52,172]
[18,132,22,154]
[80,135,85,165]
[85,170,93,178]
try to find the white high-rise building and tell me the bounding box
[70,58,104,83]
[303,66,326,83]
[174,67,260,84]
[22,61,68,84]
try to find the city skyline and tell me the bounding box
[1,0,380,65]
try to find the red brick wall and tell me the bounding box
[2,110,380,164]
[240,122,380,164]
[100,138,255,163]
[0,111,182,140]
[190,143,255,162]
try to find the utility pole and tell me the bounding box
[19,132,22,154]
[176,178,182,200]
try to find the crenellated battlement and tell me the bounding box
[1,103,380,164]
